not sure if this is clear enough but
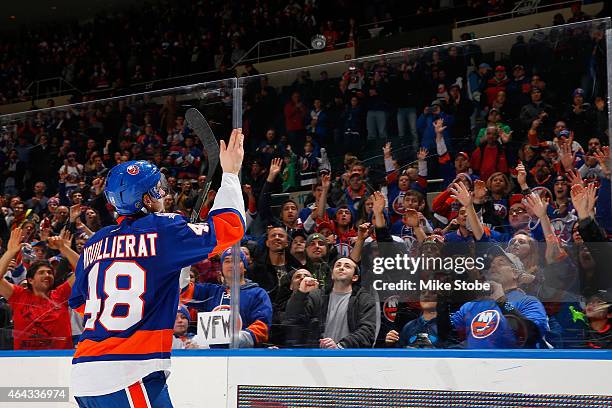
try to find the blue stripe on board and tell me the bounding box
[0,348,611,360]
[72,352,171,364]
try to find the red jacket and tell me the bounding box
[471,144,509,181]
[284,102,307,132]
[485,77,510,106]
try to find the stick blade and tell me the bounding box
[185,108,220,164]
[185,108,221,223]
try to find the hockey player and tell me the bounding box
[69,129,245,407]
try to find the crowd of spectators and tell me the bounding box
[1,0,585,106]
[0,15,611,351]
[0,0,379,105]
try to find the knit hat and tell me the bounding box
[486,245,525,273]
[456,151,470,160]
[219,248,248,270]
[508,194,525,207]
[177,304,190,320]
[306,232,327,246]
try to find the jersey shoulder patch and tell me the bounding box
[187,222,210,236]
[154,212,180,219]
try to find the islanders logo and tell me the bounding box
[493,202,508,219]
[383,295,399,322]
[126,164,140,175]
[392,194,407,215]
[470,309,500,339]
[212,304,242,328]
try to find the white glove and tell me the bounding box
[238,330,254,348]
[179,266,191,290]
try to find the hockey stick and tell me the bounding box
[185,108,220,223]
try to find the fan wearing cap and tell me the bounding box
[551,124,584,155]
[505,64,531,116]
[484,65,509,106]
[442,245,549,349]
[326,206,357,257]
[171,305,196,349]
[417,99,454,152]
[304,232,335,290]
[479,193,534,245]
[564,88,594,146]
[337,168,368,213]
[284,256,376,348]
[583,290,612,349]
[181,247,272,348]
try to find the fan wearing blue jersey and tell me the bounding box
[181,247,273,347]
[69,129,245,408]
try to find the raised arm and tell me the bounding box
[256,157,282,222]
[403,209,427,243]
[383,142,394,173]
[516,161,531,194]
[0,228,25,299]
[417,147,429,178]
[524,193,563,264]
[350,222,372,263]
[47,229,78,287]
[315,174,331,220]
[209,129,246,251]
[371,191,387,230]
[450,182,484,240]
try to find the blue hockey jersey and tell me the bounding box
[451,289,549,349]
[69,173,245,396]
[181,280,273,346]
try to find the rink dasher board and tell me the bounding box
[0,349,610,408]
